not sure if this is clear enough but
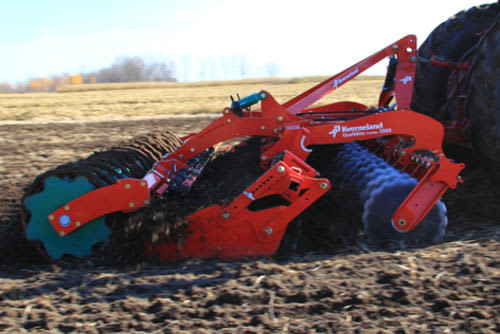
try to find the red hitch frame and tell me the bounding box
[48,35,464,259]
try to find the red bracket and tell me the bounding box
[145,151,330,260]
[391,156,465,232]
[48,179,149,237]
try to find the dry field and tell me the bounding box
[0,77,384,122]
[0,78,498,333]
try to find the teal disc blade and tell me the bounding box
[24,176,111,259]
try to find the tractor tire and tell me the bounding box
[465,13,500,165]
[411,3,499,119]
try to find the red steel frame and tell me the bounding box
[48,35,464,260]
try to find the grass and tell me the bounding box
[0,76,384,121]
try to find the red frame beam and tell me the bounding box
[283,35,417,114]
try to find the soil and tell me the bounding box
[0,116,499,333]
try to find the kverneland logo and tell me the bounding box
[400,76,412,85]
[333,68,359,89]
[329,122,385,138]
[330,125,341,138]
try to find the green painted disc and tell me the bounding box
[24,176,111,259]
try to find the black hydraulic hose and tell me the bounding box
[382,57,398,91]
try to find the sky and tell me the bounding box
[0,0,486,83]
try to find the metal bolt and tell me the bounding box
[265,227,273,235]
[261,126,266,130]
[392,45,398,50]
[277,165,286,173]
[260,92,267,99]
[129,202,135,208]
[179,154,184,159]
[310,121,314,125]
[224,109,230,114]
[75,221,81,227]
[273,128,278,134]
[320,182,328,189]
[64,205,70,211]
[415,158,420,163]
[262,155,268,161]
[410,55,417,63]
[125,183,131,189]
[420,160,426,165]
[222,212,230,219]
[277,116,284,122]
[59,215,71,227]
[144,200,150,205]
[400,151,406,156]
[49,215,54,221]
[426,161,431,168]
[227,119,232,123]
[411,156,415,161]
[141,181,146,187]
[59,231,65,237]
[398,219,406,226]
[190,147,195,153]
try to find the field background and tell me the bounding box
[0,77,384,122]
[0,77,498,333]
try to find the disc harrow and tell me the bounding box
[20,34,467,262]
[335,143,447,247]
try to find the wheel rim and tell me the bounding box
[24,175,110,259]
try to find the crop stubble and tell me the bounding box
[0,79,498,333]
[0,77,383,121]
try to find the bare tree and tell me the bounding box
[205,58,213,81]
[0,82,13,93]
[182,54,192,81]
[198,58,207,81]
[96,56,176,83]
[238,55,250,79]
[220,56,231,80]
[263,62,280,77]
[144,59,176,81]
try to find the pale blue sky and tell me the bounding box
[0,0,485,83]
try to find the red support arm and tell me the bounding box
[48,179,149,236]
[391,158,464,232]
[283,35,417,114]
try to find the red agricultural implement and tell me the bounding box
[22,3,499,261]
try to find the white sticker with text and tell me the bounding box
[329,122,392,138]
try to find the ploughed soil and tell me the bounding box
[0,116,499,333]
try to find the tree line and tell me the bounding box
[1,55,280,93]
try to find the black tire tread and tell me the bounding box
[411,3,499,118]
[465,14,500,164]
